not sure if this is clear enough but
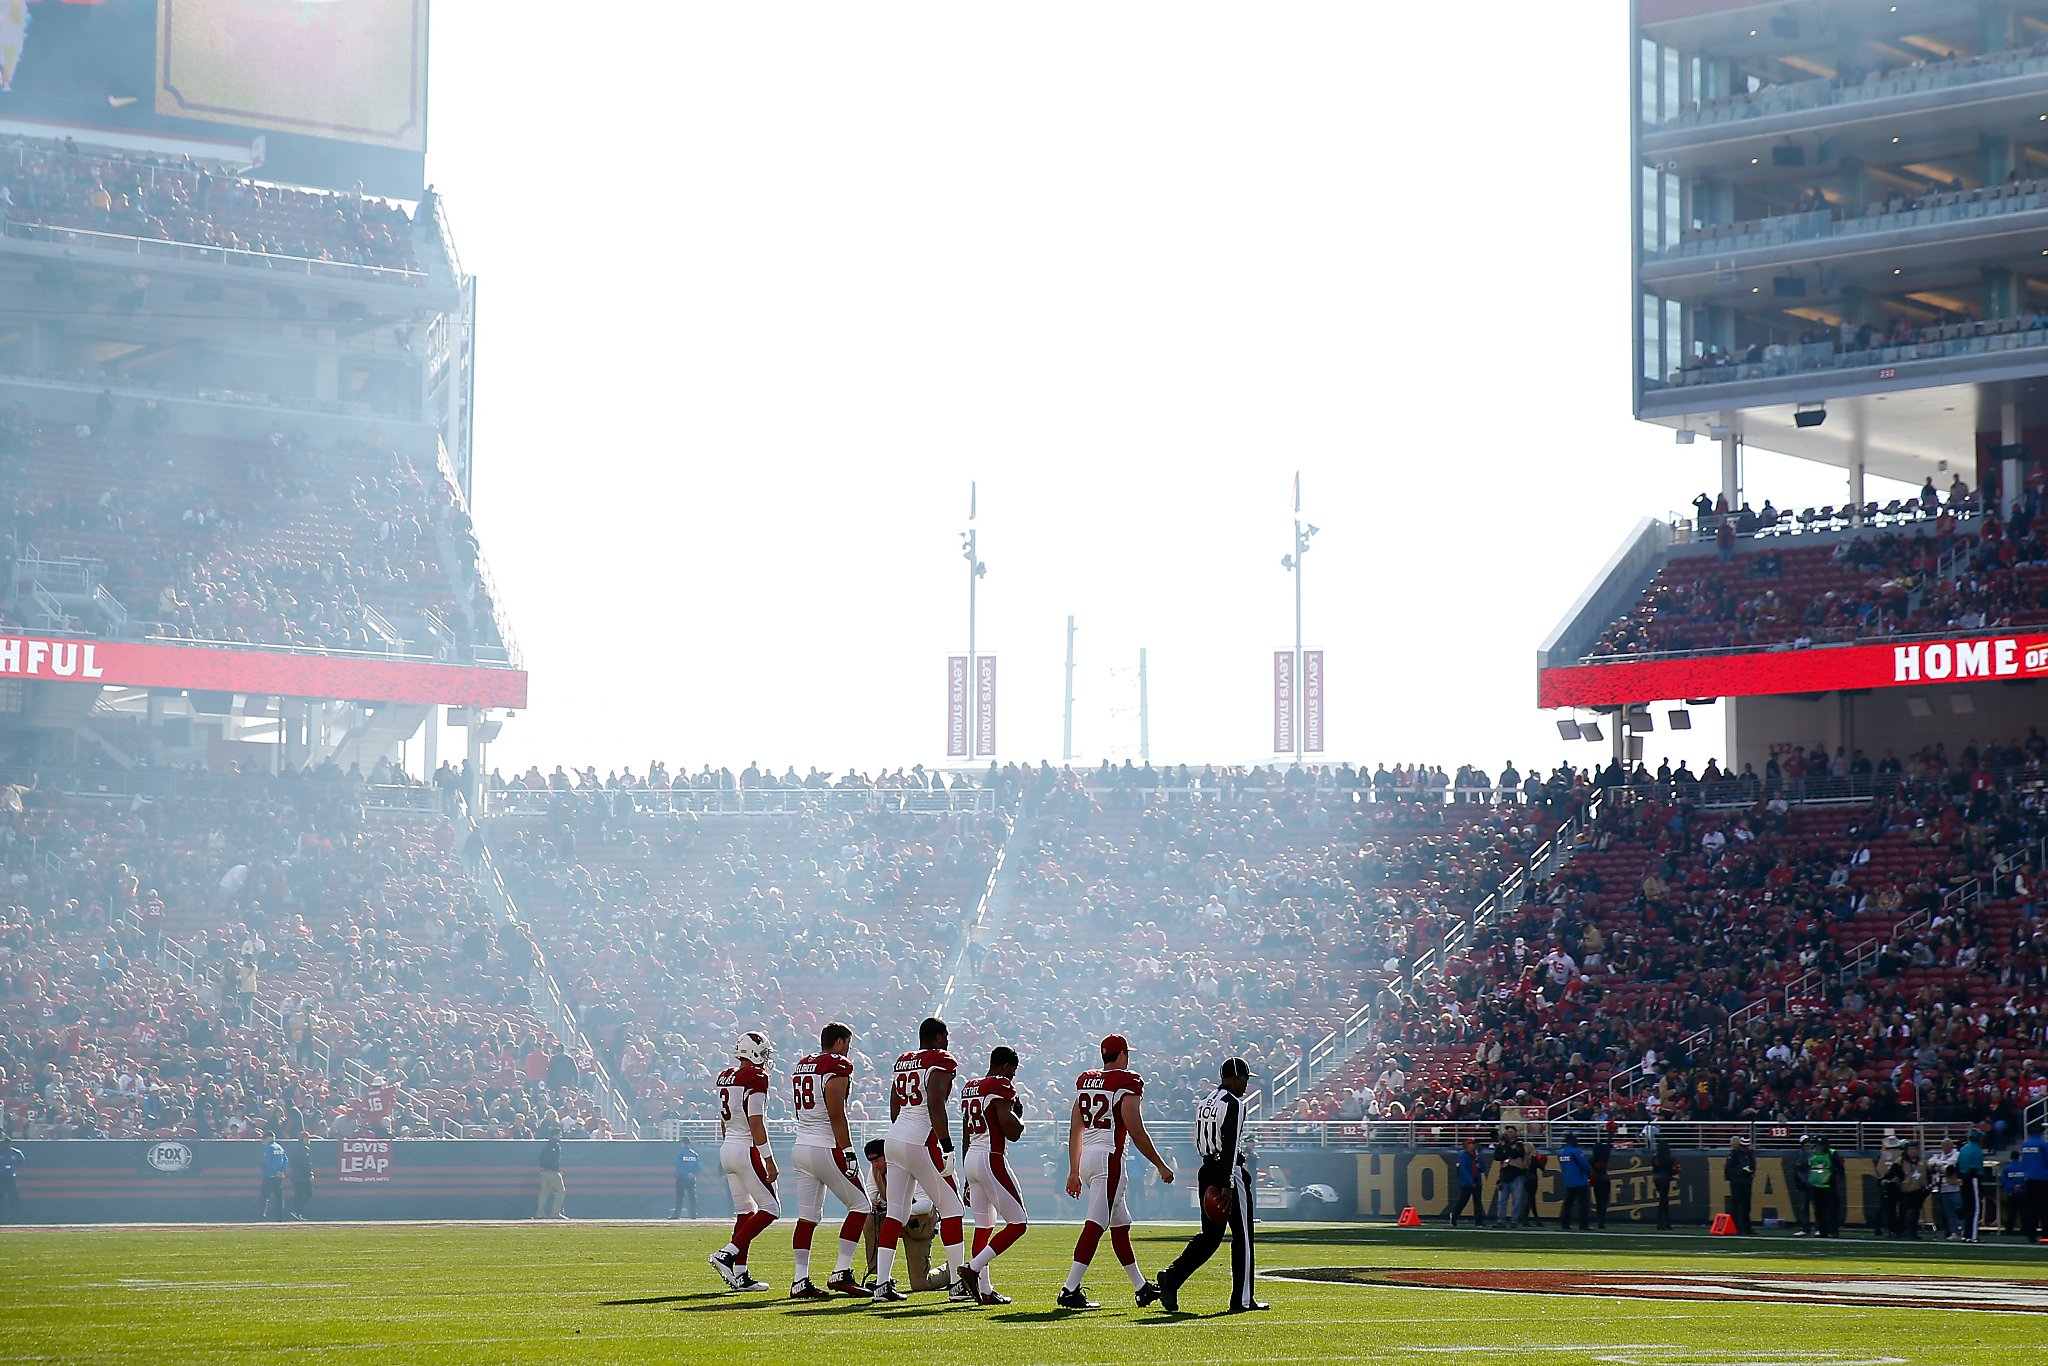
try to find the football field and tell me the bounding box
[2,1221,2042,1365]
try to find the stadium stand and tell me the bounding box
[1584,488,2047,659]
[5,752,2040,1153]
[0,398,508,661]
[0,769,609,1142]
[1295,756,2048,1147]
[2,138,421,277]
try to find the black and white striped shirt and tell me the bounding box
[1194,1087,1245,1175]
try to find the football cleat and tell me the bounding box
[979,1291,1012,1306]
[1158,1279,1179,1314]
[956,1263,981,1303]
[1225,1300,1273,1313]
[707,1249,741,1288]
[947,1278,980,1305]
[732,1272,771,1292]
[789,1278,831,1300]
[825,1270,865,1297]
[1136,1280,1163,1308]
[1056,1287,1100,1310]
[870,1279,908,1304]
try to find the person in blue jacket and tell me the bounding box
[1558,1134,1593,1231]
[2019,1122,2048,1242]
[1450,1137,1487,1227]
[258,1135,290,1221]
[1957,1129,1987,1243]
[671,1142,700,1220]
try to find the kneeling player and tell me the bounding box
[709,1031,778,1292]
[872,1016,974,1305]
[788,1022,872,1298]
[962,1046,1029,1306]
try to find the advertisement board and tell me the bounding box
[0,633,527,708]
[157,0,427,151]
[1539,631,2048,709]
[0,0,427,197]
[336,1137,393,1185]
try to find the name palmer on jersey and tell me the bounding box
[887,1048,958,1142]
[716,1061,769,1140]
[791,1052,854,1146]
[961,1074,1017,1155]
[1075,1068,1143,1150]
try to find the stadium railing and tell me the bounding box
[1253,787,1598,1121]
[1652,45,2048,131]
[1243,1118,1996,1151]
[0,219,428,287]
[647,1116,1988,1153]
[1657,185,2048,261]
[1659,316,2048,390]
[483,787,999,817]
[455,793,641,1138]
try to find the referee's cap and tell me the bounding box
[1220,1056,1250,1081]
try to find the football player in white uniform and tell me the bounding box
[708,1031,778,1292]
[961,1045,1029,1305]
[871,1016,975,1305]
[787,1021,872,1299]
[1060,1033,1173,1309]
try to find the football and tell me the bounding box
[1201,1185,1229,1223]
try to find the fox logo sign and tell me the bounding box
[1892,637,2048,683]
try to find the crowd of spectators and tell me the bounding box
[0,766,608,1142]
[1,398,510,661]
[1589,480,2048,658]
[1301,748,2048,1144]
[1,135,420,275]
[489,794,1002,1131]
[944,767,1578,1137]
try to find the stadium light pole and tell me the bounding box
[962,484,987,759]
[1279,475,1317,764]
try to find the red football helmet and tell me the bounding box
[1201,1185,1229,1223]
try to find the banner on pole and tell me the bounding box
[975,656,997,757]
[946,657,970,758]
[1273,651,1296,754]
[1303,650,1325,754]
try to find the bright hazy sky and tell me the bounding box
[424,4,1914,781]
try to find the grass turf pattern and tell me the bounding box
[1,1222,2042,1364]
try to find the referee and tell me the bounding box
[1156,1058,1269,1314]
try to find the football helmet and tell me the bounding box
[734,1030,773,1067]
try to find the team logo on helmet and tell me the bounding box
[734,1030,773,1066]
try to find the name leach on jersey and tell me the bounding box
[887,1049,958,1142]
[1075,1068,1144,1151]
[961,1075,1017,1155]
[790,1053,854,1146]
[716,1061,769,1140]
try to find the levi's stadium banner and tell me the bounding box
[0,634,526,709]
[1538,632,2048,710]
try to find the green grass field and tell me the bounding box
[3,1221,2043,1365]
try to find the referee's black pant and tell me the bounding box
[1160,1162,1255,1311]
